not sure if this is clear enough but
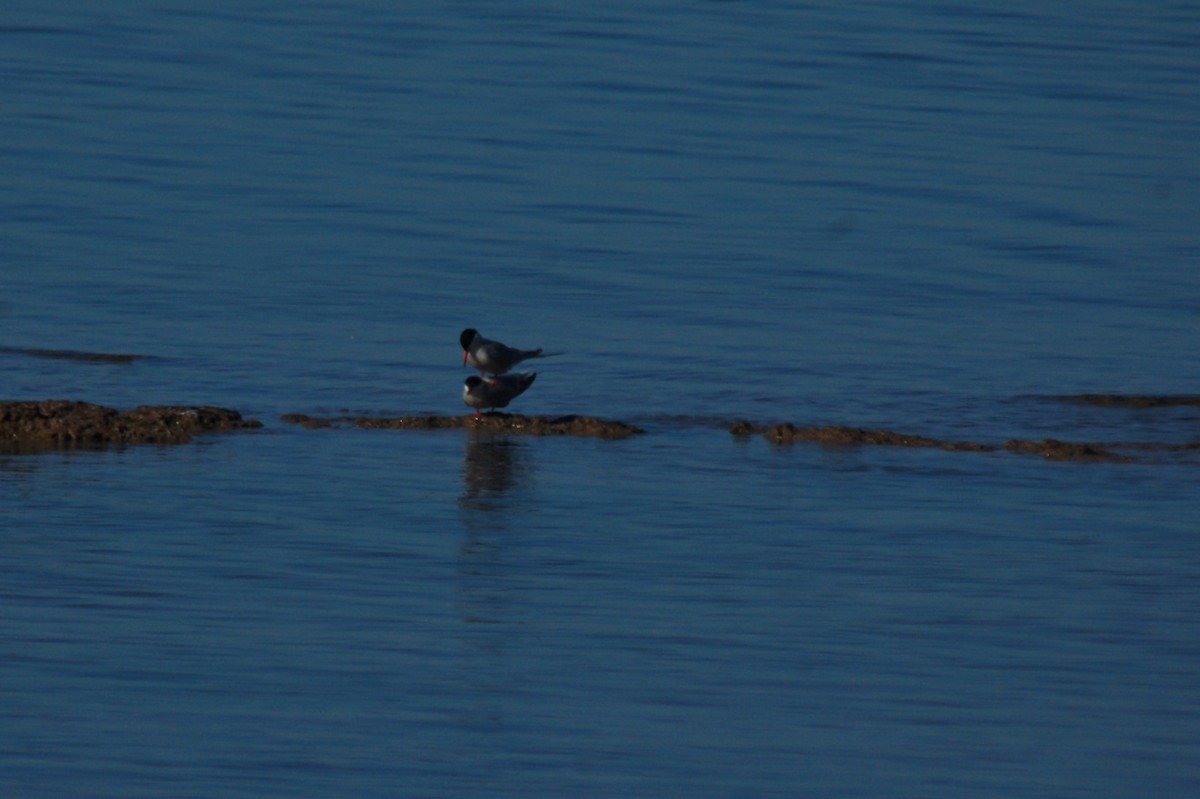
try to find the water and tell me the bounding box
[3,2,1199,796]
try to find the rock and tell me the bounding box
[728,420,758,436]
[759,423,994,452]
[1,400,262,452]
[0,346,147,363]
[1002,438,1130,462]
[279,413,335,429]
[1052,394,1200,408]
[738,420,1143,462]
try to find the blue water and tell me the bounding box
[3,2,1199,796]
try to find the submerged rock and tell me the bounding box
[739,422,994,452]
[282,412,643,439]
[728,419,757,436]
[1001,438,1129,462]
[1051,393,1200,408]
[1,400,262,452]
[731,420,1147,462]
[0,346,147,363]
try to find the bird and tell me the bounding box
[463,372,537,417]
[460,328,557,376]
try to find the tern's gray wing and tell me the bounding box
[470,338,543,375]
[487,372,537,406]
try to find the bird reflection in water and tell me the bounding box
[456,429,534,634]
[458,429,532,510]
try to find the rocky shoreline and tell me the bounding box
[3,395,1197,462]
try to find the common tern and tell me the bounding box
[463,372,537,417]
[460,328,557,376]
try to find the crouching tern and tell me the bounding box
[463,372,537,417]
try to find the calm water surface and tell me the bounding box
[3,2,1199,797]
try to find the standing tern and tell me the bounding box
[463,373,537,417]
[460,328,558,376]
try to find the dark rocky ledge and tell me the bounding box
[282,412,643,439]
[729,421,1199,463]
[998,438,1132,462]
[1,400,262,452]
[4,398,1194,461]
